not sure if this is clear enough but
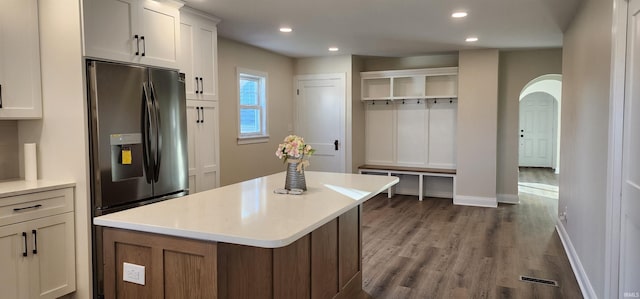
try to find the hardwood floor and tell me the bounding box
[361,168,581,298]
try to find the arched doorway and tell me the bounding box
[519,75,562,172]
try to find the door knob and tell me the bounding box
[334,140,339,151]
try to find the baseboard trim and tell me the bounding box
[453,195,497,208]
[555,219,596,298]
[497,193,519,204]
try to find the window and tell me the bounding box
[237,68,268,143]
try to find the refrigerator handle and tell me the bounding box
[150,82,162,182]
[142,83,154,183]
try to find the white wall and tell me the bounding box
[456,49,499,207]
[18,0,91,298]
[217,38,295,186]
[559,0,613,296]
[497,50,562,202]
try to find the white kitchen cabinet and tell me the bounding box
[0,0,42,119]
[186,100,220,193]
[83,0,183,69]
[179,8,220,101]
[0,186,76,299]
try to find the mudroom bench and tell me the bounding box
[358,165,456,201]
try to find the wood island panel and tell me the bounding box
[103,227,217,299]
[311,219,339,299]
[103,206,363,299]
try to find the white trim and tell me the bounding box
[605,0,628,298]
[497,193,519,204]
[453,195,497,208]
[556,219,595,298]
[237,136,270,145]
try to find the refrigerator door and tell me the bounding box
[88,61,153,212]
[148,68,189,196]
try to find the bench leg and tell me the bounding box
[387,173,394,198]
[418,175,424,201]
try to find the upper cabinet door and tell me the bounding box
[179,13,198,99]
[83,0,182,69]
[179,8,219,101]
[83,0,138,63]
[139,0,181,69]
[197,22,218,101]
[0,0,42,119]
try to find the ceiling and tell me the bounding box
[184,0,583,58]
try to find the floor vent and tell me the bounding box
[519,275,559,287]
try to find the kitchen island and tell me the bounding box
[94,171,398,299]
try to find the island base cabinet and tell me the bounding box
[217,205,362,299]
[102,227,217,299]
[102,206,362,299]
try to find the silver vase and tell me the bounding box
[285,161,307,191]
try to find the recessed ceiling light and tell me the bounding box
[279,27,293,33]
[328,47,339,52]
[465,37,478,42]
[451,11,468,18]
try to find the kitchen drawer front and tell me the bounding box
[0,188,73,226]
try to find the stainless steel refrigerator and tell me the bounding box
[86,60,188,298]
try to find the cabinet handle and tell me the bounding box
[141,36,146,56]
[195,77,199,93]
[13,204,42,212]
[199,78,204,94]
[22,232,28,257]
[134,35,140,55]
[201,107,205,123]
[196,107,201,123]
[0,83,3,108]
[32,230,38,254]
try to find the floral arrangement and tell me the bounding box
[276,135,315,171]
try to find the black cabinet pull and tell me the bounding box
[22,232,28,257]
[201,107,205,123]
[0,83,3,108]
[521,135,524,137]
[13,204,42,212]
[32,230,38,254]
[199,78,204,94]
[195,77,199,93]
[141,36,146,56]
[134,35,140,55]
[196,107,201,123]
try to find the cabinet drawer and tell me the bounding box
[0,188,73,226]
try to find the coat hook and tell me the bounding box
[402,99,405,104]
[450,98,453,104]
[417,99,421,104]
[372,101,375,105]
[386,100,389,105]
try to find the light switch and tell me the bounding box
[123,262,145,285]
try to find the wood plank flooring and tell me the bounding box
[361,168,581,298]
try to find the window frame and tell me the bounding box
[237,67,269,144]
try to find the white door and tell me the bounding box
[519,93,554,167]
[620,0,640,295]
[295,74,346,173]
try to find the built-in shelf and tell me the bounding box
[361,67,458,101]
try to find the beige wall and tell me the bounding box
[362,53,458,71]
[294,55,355,172]
[0,121,19,180]
[456,49,499,205]
[18,0,92,297]
[497,49,562,199]
[351,56,365,173]
[218,38,294,185]
[560,0,612,296]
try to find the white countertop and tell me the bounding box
[94,171,398,248]
[0,179,76,199]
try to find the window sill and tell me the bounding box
[238,135,270,145]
